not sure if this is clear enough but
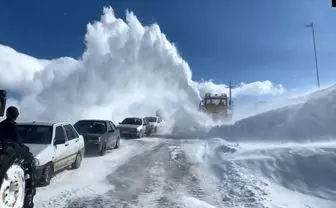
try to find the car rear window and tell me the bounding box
[145,117,157,122]
[17,125,53,144]
[121,118,142,125]
[74,120,107,134]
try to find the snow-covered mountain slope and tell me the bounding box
[210,84,336,141]
[287,85,336,139]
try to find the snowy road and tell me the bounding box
[34,138,161,208]
[34,138,336,208]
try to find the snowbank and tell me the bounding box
[211,84,336,141]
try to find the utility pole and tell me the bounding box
[305,23,320,89]
[226,80,236,109]
[225,80,237,121]
[228,80,232,106]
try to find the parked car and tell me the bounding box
[17,121,85,186]
[73,119,120,156]
[117,117,148,138]
[143,116,163,134]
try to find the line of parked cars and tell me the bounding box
[15,115,164,186]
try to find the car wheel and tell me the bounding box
[71,152,82,169]
[40,163,53,186]
[146,129,151,136]
[114,137,120,149]
[99,144,106,156]
[108,139,114,150]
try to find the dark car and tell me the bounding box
[74,119,120,156]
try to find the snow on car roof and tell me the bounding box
[124,117,142,120]
[75,119,111,123]
[17,121,71,126]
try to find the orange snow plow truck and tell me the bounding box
[198,82,234,121]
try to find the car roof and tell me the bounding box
[75,119,109,122]
[17,121,71,126]
[123,117,142,120]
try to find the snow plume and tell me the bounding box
[0,45,49,95]
[35,7,202,123]
[1,7,284,131]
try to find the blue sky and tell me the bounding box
[0,0,335,90]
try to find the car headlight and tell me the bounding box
[34,158,40,166]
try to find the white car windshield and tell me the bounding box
[17,125,53,144]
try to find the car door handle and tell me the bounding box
[75,139,79,142]
[65,143,69,146]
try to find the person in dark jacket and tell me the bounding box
[0,106,20,142]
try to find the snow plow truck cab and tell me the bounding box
[198,81,235,121]
[199,93,232,120]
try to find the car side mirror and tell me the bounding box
[54,138,66,145]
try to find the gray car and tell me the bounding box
[74,119,120,156]
[118,117,149,138]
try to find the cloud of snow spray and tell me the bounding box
[0,7,285,137]
[33,7,213,134]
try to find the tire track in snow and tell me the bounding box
[65,139,216,208]
[38,138,271,208]
[34,139,160,208]
[182,139,271,208]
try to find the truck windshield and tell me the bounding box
[17,125,53,144]
[121,118,142,125]
[205,98,227,105]
[74,120,107,134]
